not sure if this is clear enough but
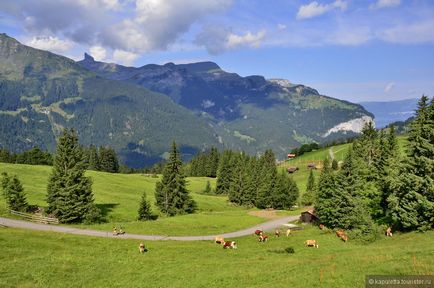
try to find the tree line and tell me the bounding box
[314,95,433,237]
[0,147,53,166]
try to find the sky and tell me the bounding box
[0,0,433,102]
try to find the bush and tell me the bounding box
[83,205,103,224]
[284,247,295,254]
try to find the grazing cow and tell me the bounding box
[286,229,291,237]
[340,234,348,242]
[305,240,318,248]
[336,230,345,238]
[254,229,263,236]
[258,234,269,242]
[386,227,393,237]
[223,241,237,249]
[215,236,225,244]
[112,227,118,236]
[319,224,326,230]
[139,243,147,253]
[275,229,280,237]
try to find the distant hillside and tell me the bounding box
[359,98,418,128]
[0,33,374,167]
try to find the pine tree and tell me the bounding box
[215,150,234,195]
[203,181,212,194]
[1,173,28,212]
[87,145,100,171]
[206,147,220,178]
[99,147,119,173]
[388,96,434,230]
[270,172,299,209]
[302,169,316,205]
[154,141,196,216]
[331,159,339,170]
[47,129,100,223]
[256,149,277,208]
[138,191,157,221]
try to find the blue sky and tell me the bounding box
[0,0,433,102]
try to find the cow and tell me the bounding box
[215,236,225,244]
[336,230,345,238]
[258,234,269,242]
[305,240,318,248]
[340,234,348,242]
[254,229,263,236]
[274,229,280,237]
[319,224,326,230]
[139,243,147,253]
[112,227,118,236]
[286,229,292,237]
[223,241,237,249]
[386,227,393,237]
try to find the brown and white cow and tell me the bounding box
[340,234,348,242]
[336,230,345,238]
[215,236,225,244]
[258,234,269,242]
[319,224,326,230]
[275,229,280,237]
[139,243,147,253]
[305,239,318,248]
[223,241,237,249]
[386,227,393,237]
[254,229,263,236]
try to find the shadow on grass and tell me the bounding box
[96,203,119,222]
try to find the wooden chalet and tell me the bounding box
[300,209,319,223]
[286,167,299,173]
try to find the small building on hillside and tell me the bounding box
[287,153,296,159]
[307,163,317,170]
[287,167,299,173]
[300,209,319,223]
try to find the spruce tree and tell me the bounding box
[99,147,119,173]
[138,191,157,221]
[256,149,277,208]
[1,173,28,212]
[203,181,212,194]
[154,141,196,216]
[47,129,100,223]
[331,159,339,170]
[215,150,234,195]
[302,169,316,205]
[271,172,299,209]
[87,145,100,171]
[207,147,220,178]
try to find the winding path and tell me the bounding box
[0,215,299,241]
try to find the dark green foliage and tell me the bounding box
[203,181,212,194]
[138,191,157,221]
[256,149,278,209]
[98,146,119,173]
[302,170,316,206]
[387,96,434,231]
[284,247,295,254]
[270,172,299,209]
[189,147,220,177]
[290,143,320,157]
[1,172,28,212]
[86,145,100,171]
[154,142,196,216]
[0,148,12,163]
[331,159,338,170]
[215,150,235,195]
[14,147,53,166]
[46,129,101,223]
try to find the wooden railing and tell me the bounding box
[10,210,59,224]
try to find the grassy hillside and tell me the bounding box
[0,163,299,236]
[279,136,408,195]
[1,226,432,288]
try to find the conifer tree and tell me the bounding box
[47,129,100,223]
[99,146,119,173]
[138,191,157,221]
[331,159,339,170]
[256,149,277,208]
[302,169,316,205]
[271,172,299,209]
[206,147,220,177]
[154,141,196,216]
[87,145,100,171]
[203,181,212,194]
[215,150,234,195]
[1,173,28,212]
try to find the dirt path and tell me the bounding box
[0,215,299,241]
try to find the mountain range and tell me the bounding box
[0,33,373,167]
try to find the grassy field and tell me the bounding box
[1,226,432,288]
[0,163,301,236]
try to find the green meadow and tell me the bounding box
[0,163,299,236]
[1,226,432,288]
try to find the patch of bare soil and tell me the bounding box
[248,210,278,219]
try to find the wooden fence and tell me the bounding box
[10,210,59,224]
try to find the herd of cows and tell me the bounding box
[137,224,394,253]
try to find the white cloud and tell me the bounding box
[297,0,347,20]
[379,20,434,44]
[384,82,395,92]
[370,0,401,10]
[89,46,107,61]
[328,26,372,45]
[112,49,139,66]
[277,23,287,30]
[201,100,215,109]
[25,36,74,53]
[195,27,266,55]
